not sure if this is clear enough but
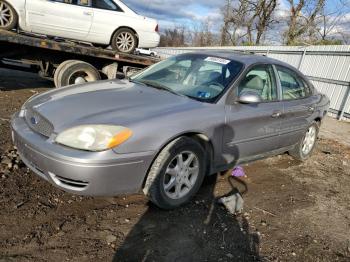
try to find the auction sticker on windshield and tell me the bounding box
[204,57,231,65]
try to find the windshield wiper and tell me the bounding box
[136,79,185,97]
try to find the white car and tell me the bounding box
[0,0,160,53]
[135,48,157,56]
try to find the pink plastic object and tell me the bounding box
[232,166,245,177]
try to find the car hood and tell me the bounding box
[25,80,203,132]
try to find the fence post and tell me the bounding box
[298,48,307,69]
[339,85,350,121]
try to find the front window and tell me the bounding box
[238,65,277,102]
[131,54,243,102]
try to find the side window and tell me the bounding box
[77,0,91,6]
[276,66,310,100]
[238,65,277,102]
[92,0,123,11]
[53,0,91,6]
[53,0,73,3]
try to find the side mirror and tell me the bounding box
[238,91,262,104]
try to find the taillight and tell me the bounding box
[155,24,159,32]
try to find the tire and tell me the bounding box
[54,60,75,88]
[150,52,155,57]
[55,60,101,88]
[0,1,18,30]
[289,121,319,161]
[111,28,137,53]
[143,137,206,210]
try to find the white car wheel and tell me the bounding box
[0,1,17,30]
[111,29,137,54]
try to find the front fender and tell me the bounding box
[112,106,226,165]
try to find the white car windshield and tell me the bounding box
[131,54,243,101]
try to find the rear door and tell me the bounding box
[224,64,284,163]
[88,0,125,42]
[275,65,319,147]
[25,0,93,40]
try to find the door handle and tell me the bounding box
[271,111,282,118]
[83,11,92,16]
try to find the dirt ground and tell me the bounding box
[0,69,349,262]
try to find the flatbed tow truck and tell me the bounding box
[0,30,160,88]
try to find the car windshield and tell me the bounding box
[131,54,244,102]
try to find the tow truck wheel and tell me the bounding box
[111,28,137,54]
[54,60,101,88]
[0,1,18,30]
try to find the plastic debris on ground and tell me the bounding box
[232,166,246,178]
[218,193,244,215]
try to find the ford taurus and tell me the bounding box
[11,52,330,209]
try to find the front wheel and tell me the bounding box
[0,1,18,30]
[289,122,319,161]
[111,28,137,53]
[143,137,206,209]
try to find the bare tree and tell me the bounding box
[159,26,186,47]
[315,0,350,42]
[220,0,232,45]
[191,19,216,46]
[255,0,277,44]
[222,0,256,45]
[285,0,326,45]
[220,0,278,45]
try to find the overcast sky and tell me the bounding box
[123,0,222,29]
[123,0,350,43]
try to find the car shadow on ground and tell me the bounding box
[0,69,53,91]
[112,174,261,262]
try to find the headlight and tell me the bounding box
[55,125,132,151]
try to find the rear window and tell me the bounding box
[92,0,123,11]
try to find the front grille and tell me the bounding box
[25,109,54,137]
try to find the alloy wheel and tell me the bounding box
[0,2,13,28]
[163,151,199,200]
[302,126,316,155]
[116,32,135,53]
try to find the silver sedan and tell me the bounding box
[11,51,330,209]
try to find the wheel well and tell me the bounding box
[187,133,214,175]
[110,26,139,46]
[141,133,214,189]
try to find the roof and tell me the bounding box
[185,50,295,69]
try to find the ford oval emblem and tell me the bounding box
[30,117,38,125]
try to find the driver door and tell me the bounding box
[26,0,93,40]
[223,64,284,163]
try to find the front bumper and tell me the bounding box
[11,113,155,196]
